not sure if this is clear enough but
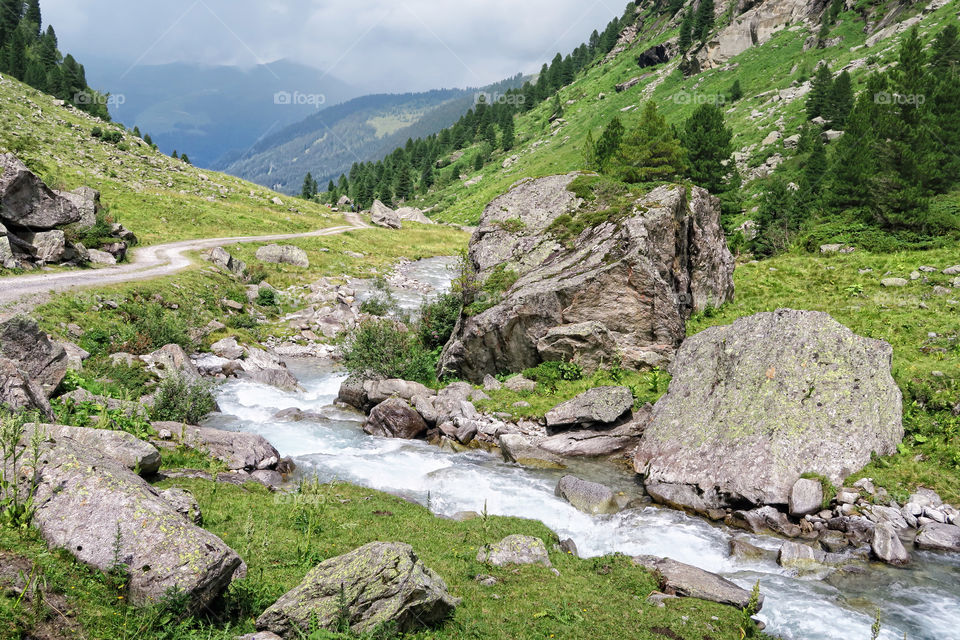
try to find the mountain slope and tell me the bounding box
[215,74,526,194]
[0,72,340,246]
[401,0,957,226]
[89,59,360,168]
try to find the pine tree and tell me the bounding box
[680,103,733,194]
[501,115,515,151]
[806,63,833,120]
[728,78,743,102]
[23,0,41,37]
[483,123,497,148]
[753,178,800,256]
[823,70,852,128]
[931,23,959,70]
[143,133,154,147]
[4,29,27,80]
[583,130,600,170]
[0,0,22,49]
[395,165,413,201]
[615,101,685,183]
[172,150,179,159]
[679,10,694,52]
[694,0,715,44]
[595,116,625,171]
[301,172,316,200]
[181,153,191,165]
[802,134,828,194]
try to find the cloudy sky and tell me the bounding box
[42,0,622,93]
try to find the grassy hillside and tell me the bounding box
[0,73,341,246]
[408,0,958,226]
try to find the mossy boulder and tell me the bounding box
[634,309,904,509]
[256,542,458,637]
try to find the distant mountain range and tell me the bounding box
[212,74,527,194]
[85,59,360,167]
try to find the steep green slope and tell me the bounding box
[408,0,957,226]
[0,73,340,246]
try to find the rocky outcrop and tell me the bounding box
[555,475,620,515]
[633,556,761,610]
[56,186,100,230]
[477,535,551,567]
[255,244,309,268]
[0,315,67,397]
[538,410,648,457]
[635,310,903,510]
[370,200,402,229]
[256,542,458,636]
[363,397,429,440]
[438,175,734,382]
[637,41,677,68]
[7,435,242,610]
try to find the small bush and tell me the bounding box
[125,302,192,353]
[246,264,268,284]
[339,319,435,385]
[151,375,218,425]
[255,288,278,307]
[523,361,584,389]
[417,293,462,351]
[359,295,398,317]
[228,314,259,329]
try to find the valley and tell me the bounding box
[1,1,959,639]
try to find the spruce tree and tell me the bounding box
[395,166,413,201]
[595,116,625,171]
[24,0,41,36]
[802,134,828,194]
[615,101,685,183]
[501,115,515,151]
[728,78,743,102]
[172,150,179,159]
[806,63,833,120]
[680,103,733,194]
[301,173,316,200]
[679,10,694,52]
[0,0,22,48]
[823,70,852,128]
[694,0,715,44]
[931,23,959,70]
[181,153,191,165]
[483,123,497,148]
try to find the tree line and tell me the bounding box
[302,2,643,209]
[0,0,110,120]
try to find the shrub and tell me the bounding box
[359,294,398,317]
[339,319,435,385]
[125,302,192,353]
[246,264,268,284]
[255,288,278,307]
[150,375,218,425]
[52,398,153,441]
[523,361,584,389]
[227,314,259,329]
[417,293,462,351]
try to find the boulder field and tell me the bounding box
[438,174,735,382]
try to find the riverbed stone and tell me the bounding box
[365,378,435,405]
[256,542,457,636]
[544,386,634,428]
[29,423,160,475]
[915,523,960,552]
[789,478,824,517]
[477,535,551,567]
[634,310,903,508]
[498,434,564,469]
[777,541,825,570]
[632,556,761,610]
[538,407,649,457]
[555,475,620,515]
[872,523,910,565]
[154,422,280,471]
[363,397,428,439]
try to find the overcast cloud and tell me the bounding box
[42,0,622,92]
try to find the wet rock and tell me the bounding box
[0,315,68,397]
[363,397,428,439]
[239,348,302,391]
[338,375,375,412]
[365,379,435,405]
[256,542,457,636]
[155,422,280,471]
[789,478,824,517]
[539,407,649,457]
[729,538,773,561]
[633,556,761,610]
[635,310,903,508]
[727,506,801,538]
[370,200,402,229]
[477,535,551,567]
[255,244,309,268]
[498,434,563,469]
[438,176,734,382]
[646,481,711,515]
[777,541,826,570]
[211,337,245,360]
[141,344,200,380]
[6,436,242,610]
[872,523,910,566]
[915,523,960,552]
[544,386,633,429]
[555,475,620,515]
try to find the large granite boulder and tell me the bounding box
[545,386,634,429]
[23,230,67,263]
[207,246,247,277]
[476,535,551,567]
[238,348,302,391]
[0,357,52,418]
[633,556,761,610]
[0,154,80,229]
[29,423,161,475]
[555,475,620,515]
[56,186,100,230]
[5,435,242,610]
[363,398,429,440]
[141,343,200,380]
[538,408,648,457]
[915,523,960,552]
[370,200,401,229]
[438,175,734,382]
[256,542,458,636]
[255,244,309,268]
[154,422,280,471]
[634,310,904,509]
[0,315,68,397]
